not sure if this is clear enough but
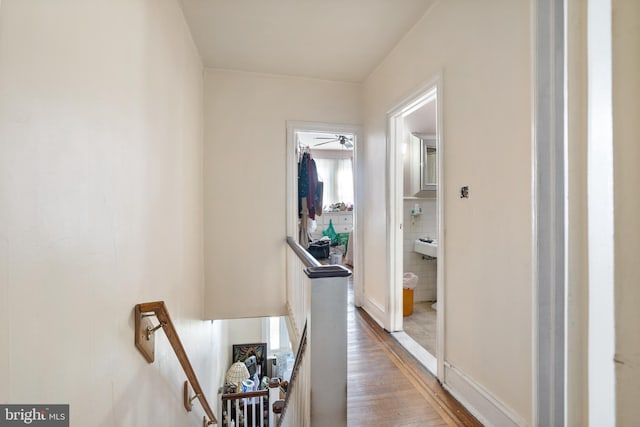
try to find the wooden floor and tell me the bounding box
[347,287,481,426]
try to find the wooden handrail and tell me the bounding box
[286,236,321,268]
[135,301,217,425]
[221,390,268,400]
[277,321,308,426]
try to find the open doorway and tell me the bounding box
[286,121,362,305]
[297,131,355,249]
[386,76,444,378]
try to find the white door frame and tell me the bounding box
[533,0,616,424]
[531,0,570,424]
[386,74,444,379]
[585,0,615,424]
[286,121,363,305]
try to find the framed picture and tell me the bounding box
[232,342,267,378]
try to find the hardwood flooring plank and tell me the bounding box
[347,283,481,427]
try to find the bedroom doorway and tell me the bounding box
[286,121,363,305]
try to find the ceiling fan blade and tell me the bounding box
[314,136,338,140]
[344,140,354,148]
[314,139,339,146]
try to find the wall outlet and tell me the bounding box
[460,186,469,198]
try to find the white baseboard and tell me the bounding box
[362,296,386,329]
[443,362,528,427]
[391,331,437,375]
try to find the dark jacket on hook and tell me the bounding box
[298,152,321,220]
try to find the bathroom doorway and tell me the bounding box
[386,76,444,378]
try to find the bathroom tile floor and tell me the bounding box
[403,301,437,356]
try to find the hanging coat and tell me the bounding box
[306,155,318,220]
[315,181,323,217]
[298,152,309,219]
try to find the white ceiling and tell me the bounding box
[179,0,437,82]
[404,98,437,136]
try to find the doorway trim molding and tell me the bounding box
[531,0,566,425]
[385,72,444,380]
[585,0,615,423]
[285,121,363,305]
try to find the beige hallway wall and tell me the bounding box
[0,1,226,425]
[203,69,361,319]
[613,0,640,423]
[361,0,532,423]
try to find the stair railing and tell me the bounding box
[134,301,217,426]
[275,321,308,427]
[284,236,350,427]
[220,379,281,427]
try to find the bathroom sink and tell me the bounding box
[414,238,438,258]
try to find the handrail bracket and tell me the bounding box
[134,305,156,363]
[184,380,201,412]
[146,321,166,340]
[134,302,218,424]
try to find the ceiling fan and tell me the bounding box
[314,134,354,149]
